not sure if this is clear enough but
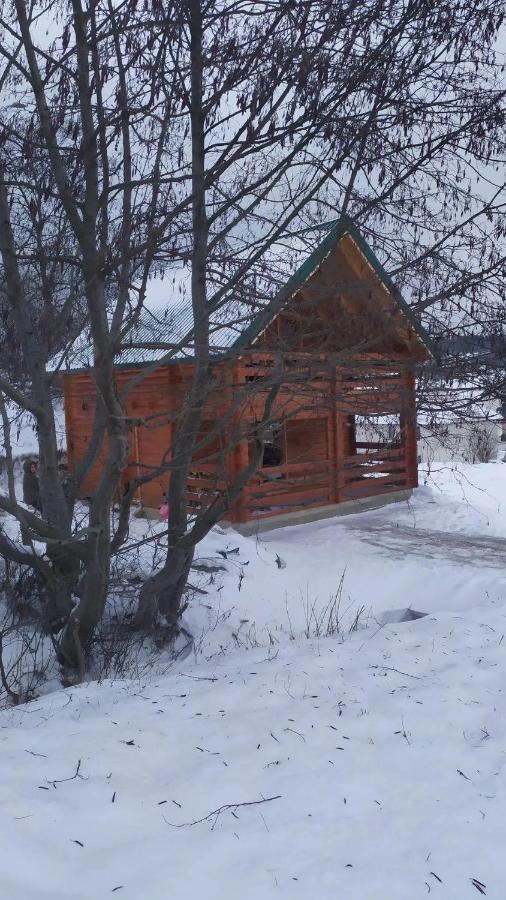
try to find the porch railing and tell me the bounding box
[338,445,410,500]
[243,460,332,519]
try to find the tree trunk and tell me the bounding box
[58,514,111,666]
[135,0,209,630]
[135,541,194,631]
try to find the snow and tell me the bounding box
[0,399,66,458]
[1,460,506,898]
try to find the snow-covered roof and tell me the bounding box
[118,294,266,366]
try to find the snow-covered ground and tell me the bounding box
[1,460,506,898]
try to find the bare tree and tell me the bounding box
[0,0,181,665]
[0,0,502,671]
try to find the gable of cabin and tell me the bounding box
[256,232,429,363]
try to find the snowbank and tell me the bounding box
[1,461,506,898]
[2,598,506,899]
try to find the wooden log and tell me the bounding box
[227,362,250,524]
[342,447,405,465]
[401,369,418,489]
[246,488,331,512]
[339,474,408,499]
[247,477,330,502]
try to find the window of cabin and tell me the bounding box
[342,415,357,456]
[355,414,402,451]
[244,357,273,383]
[261,423,284,468]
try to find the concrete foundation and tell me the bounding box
[136,488,413,533]
[226,488,413,536]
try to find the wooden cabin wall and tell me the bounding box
[64,352,420,521]
[63,373,107,497]
[63,361,244,509]
[121,368,173,506]
[64,366,175,507]
[285,418,329,464]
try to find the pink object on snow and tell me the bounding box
[159,502,169,520]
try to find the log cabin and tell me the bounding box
[63,217,432,532]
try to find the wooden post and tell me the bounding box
[401,369,418,488]
[333,367,352,504]
[163,365,174,501]
[330,365,340,503]
[132,424,141,504]
[227,361,250,524]
[229,435,250,524]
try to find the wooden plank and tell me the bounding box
[248,475,331,495]
[248,472,329,497]
[336,401,404,416]
[401,369,418,489]
[246,477,330,502]
[246,488,331,511]
[342,448,405,465]
[340,483,408,501]
[250,464,331,483]
[355,440,393,450]
[340,474,408,499]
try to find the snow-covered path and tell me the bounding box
[343,518,506,568]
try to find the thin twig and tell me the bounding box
[180,673,218,682]
[48,759,87,787]
[164,794,282,829]
[369,665,422,679]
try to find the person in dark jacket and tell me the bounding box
[22,459,42,513]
